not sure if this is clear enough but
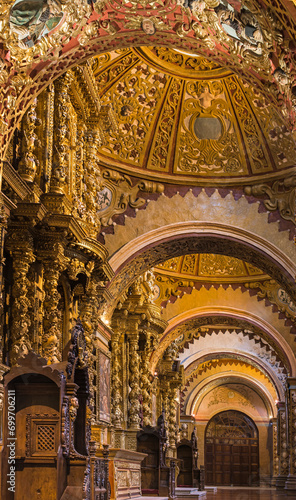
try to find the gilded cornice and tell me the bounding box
[155,315,292,372]
[3,161,32,201]
[244,279,296,324]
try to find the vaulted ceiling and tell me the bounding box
[92,47,296,185]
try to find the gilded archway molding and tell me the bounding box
[1,0,296,162]
[183,350,286,395]
[106,222,296,316]
[183,351,285,400]
[149,306,296,377]
[186,372,277,419]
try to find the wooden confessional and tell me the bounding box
[1,321,109,500]
[177,429,204,491]
[137,409,176,498]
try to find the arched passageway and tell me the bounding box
[205,410,260,487]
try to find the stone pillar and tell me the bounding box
[285,378,296,494]
[271,417,279,487]
[276,401,289,489]
[6,229,35,365]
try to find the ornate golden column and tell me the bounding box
[83,125,103,223]
[79,273,103,422]
[141,348,152,427]
[167,387,177,455]
[38,240,68,363]
[50,72,73,194]
[18,99,41,183]
[276,400,289,489]
[285,378,296,494]
[111,323,124,430]
[127,318,141,430]
[6,229,35,365]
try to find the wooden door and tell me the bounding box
[177,444,192,486]
[205,411,259,486]
[137,433,159,492]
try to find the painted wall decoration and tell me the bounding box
[97,187,112,212]
[9,0,65,48]
[98,350,111,423]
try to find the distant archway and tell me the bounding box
[205,410,259,487]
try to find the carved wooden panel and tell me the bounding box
[26,413,59,457]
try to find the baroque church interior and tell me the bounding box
[0,0,296,499]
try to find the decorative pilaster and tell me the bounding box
[285,378,296,494]
[271,417,279,487]
[64,382,79,457]
[6,229,35,365]
[127,319,141,430]
[51,73,73,194]
[74,119,86,208]
[79,291,96,418]
[18,99,41,183]
[27,263,44,355]
[84,125,102,187]
[276,401,289,489]
[81,125,103,234]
